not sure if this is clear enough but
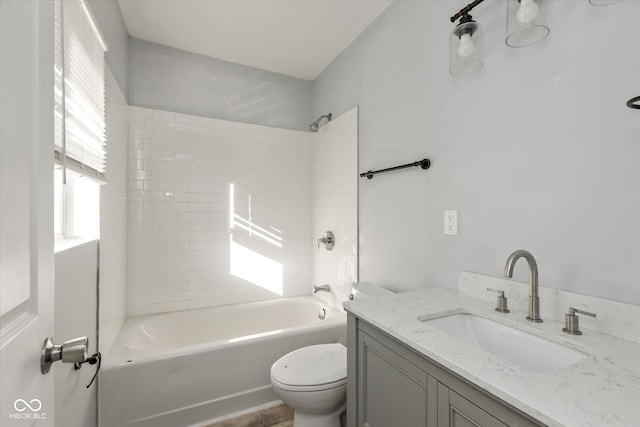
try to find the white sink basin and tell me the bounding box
[420,312,588,373]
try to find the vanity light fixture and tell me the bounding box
[449,0,550,75]
[588,0,622,5]
[505,0,550,47]
[627,96,640,110]
[449,0,484,75]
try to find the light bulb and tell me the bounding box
[457,33,474,58]
[516,0,539,24]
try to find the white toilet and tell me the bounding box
[270,343,347,427]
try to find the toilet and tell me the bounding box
[270,343,347,427]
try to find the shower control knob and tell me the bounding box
[317,231,335,250]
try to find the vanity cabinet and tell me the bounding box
[347,315,542,427]
[437,384,508,427]
[358,330,437,426]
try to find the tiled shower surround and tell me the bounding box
[100,68,129,352]
[127,106,312,316]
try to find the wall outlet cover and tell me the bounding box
[444,210,457,235]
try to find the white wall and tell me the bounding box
[128,38,312,132]
[99,67,129,354]
[312,0,640,304]
[86,0,128,94]
[312,107,359,308]
[127,106,312,316]
[55,241,99,427]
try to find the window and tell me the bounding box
[53,167,100,240]
[54,0,107,244]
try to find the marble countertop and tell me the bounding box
[343,287,640,427]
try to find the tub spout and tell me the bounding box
[313,284,331,293]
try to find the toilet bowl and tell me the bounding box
[270,343,347,427]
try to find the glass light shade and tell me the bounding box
[449,21,483,75]
[588,0,621,5]
[505,0,550,48]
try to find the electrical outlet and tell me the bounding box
[444,210,457,235]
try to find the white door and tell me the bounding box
[0,1,56,425]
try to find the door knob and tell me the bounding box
[41,336,88,374]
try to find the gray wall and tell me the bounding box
[86,0,128,95]
[312,0,640,304]
[128,38,312,131]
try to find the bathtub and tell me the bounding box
[100,296,346,427]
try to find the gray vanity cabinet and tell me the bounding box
[347,315,542,427]
[437,384,507,427]
[358,330,438,426]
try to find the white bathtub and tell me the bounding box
[100,296,346,427]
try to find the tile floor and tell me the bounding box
[207,404,293,427]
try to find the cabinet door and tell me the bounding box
[358,331,437,427]
[438,383,508,427]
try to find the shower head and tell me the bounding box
[309,113,332,132]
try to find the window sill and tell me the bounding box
[54,237,98,254]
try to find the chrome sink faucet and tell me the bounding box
[504,250,542,323]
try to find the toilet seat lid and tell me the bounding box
[271,343,346,387]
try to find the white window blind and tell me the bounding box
[54,0,107,182]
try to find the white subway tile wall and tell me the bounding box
[127,106,312,316]
[312,107,358,309]
[99,68,129,354]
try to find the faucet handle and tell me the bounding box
[563,306,596,335]
[570,307,597,318]
[486,288,510,313]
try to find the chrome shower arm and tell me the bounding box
[309,113,332,132]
